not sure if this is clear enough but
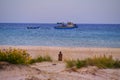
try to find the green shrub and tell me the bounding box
[65,60,76,68]
[65,55,120,69]
[0,48,52,64]
[30,55,52,64]
[36,55,52,62]
[113,60,120,68]
[0,48,31,64]
[87,55,115,68]
[76,59,86,68]
[42,55,52,61]
[30,58,37,64]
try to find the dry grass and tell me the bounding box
[65,55,120,69]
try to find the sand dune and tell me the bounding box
[0,45,120,80]
[0,62,120,80]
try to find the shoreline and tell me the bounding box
[0,45,120,60]
[0,45,120,48]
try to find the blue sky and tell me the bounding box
[0,0,120,24]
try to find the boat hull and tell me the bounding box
[54,26,77,29]
[27,27,39,29]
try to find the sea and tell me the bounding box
[0,23,120,48]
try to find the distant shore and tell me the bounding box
[0,45,120,60]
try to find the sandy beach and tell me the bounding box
[0,45,120,60]
[0,45,120,80]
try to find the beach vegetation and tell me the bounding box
[65,60,76,68]
[65,55,120,69]
[76,59,86,68]
[0,48,52,64]
[30,55,52,64]
[0,48,31,64]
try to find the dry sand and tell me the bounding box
[0,62,120,80]
[0,45,120,80]
[0,45,120,60]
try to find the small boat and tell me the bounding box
[54,22,78,29]
[27,27,39,29]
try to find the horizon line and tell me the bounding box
[0,22,120,25]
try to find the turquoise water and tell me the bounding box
[0,23,120,48]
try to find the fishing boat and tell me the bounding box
[27,27,39,29]
[54,22,77,29]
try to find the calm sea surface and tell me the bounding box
[0,23,120,48]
